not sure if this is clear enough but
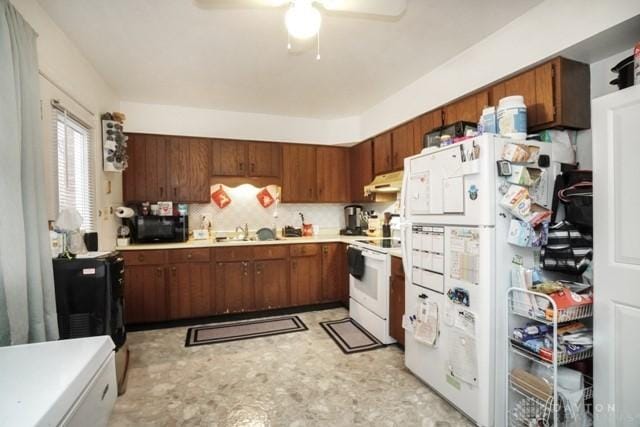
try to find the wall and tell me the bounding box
[11,0,122,250]
[186,185,348,234]
[122,101,360,145]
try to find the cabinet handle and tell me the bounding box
[217,262,223,267]
[239,162,244,171]
[187,253,193,259]
[155,267,163,276]
[171,266,177,274]
[160,186,164,196]
[173,187,177,197]
[137,254,144,262]
[250,163,255,173]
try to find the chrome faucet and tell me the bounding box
[235,223,249,240]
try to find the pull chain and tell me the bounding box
[287,32,291,50]
[316,29,321,60]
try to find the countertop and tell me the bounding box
[117,234,403,257]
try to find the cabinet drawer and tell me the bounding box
[167,248,210,263]
[122,250,167,266]
[290,244,319,257]
[253,245,288,260]
[391,256,404,278]
[215,246,253,262]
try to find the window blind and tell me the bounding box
[52,102,96,232]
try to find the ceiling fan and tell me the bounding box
[196,0,407,59]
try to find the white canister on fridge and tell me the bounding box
[497,95,527,140]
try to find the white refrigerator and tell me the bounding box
[399,134,558,426]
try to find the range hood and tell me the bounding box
[364,171,403,199]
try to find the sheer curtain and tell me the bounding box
[0,0,58,345]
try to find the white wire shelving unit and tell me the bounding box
[506,287,593,427]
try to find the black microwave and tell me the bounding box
[130,215,188,243]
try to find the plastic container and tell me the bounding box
[497,95,527,140]
[480,106,497,134]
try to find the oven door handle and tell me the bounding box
[359,249,387,261]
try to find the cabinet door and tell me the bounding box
[321,243,347,302]
[504,69,537,124]
[123,134,146,202]
[144,135,168,201]
[389,270,405,345]
[167,262,213,320]
[211,139,247,177]
[187,138,210,202]
[215,261,254,313]
[255,259,289,310]
[248,142,281,178]
[282,144,317,202]
[373,132,392,175]
[124,265,167,324]
[166,137,190,201]
[534,61,555,127]
[413,110,442,152]
[443,92,487,126]
[391,121,415,171]
[290,255,321,306]
[316,146,350,202]
[349,140,374,203]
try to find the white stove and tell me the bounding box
[348,239,398,344]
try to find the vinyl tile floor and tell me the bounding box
[109,308,473,427]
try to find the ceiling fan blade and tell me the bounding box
[316,0,407,17]
[194,0,289,10]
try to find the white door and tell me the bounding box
[592,85,640,427]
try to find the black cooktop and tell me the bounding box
[355,239,401,249]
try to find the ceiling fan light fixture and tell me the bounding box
[285,0,322,40]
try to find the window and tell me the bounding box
[53,105,96,231]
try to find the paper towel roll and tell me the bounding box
[115,206,135,218]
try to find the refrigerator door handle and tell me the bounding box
[400,222,411,276]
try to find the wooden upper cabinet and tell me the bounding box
[413,110,443,152]
[167,137,190,202]
[349,140,374,203]
[188,138,210,202]
[211,139,246,177]
[373,132,392,175]
[488,58,589,131]
[123,134,167,202]
[281,144,317,202]
[443,90,488,126]
[167,137,210,203]
[316,146,350,202]
[248,142,281,178]
[391,121,415,171]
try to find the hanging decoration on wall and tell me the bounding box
[211,184,232,209]
[101,111,128,172]
[256,187,275,208]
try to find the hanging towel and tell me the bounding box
[347,247,365,279]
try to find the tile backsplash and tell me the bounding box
[187,184,396,233]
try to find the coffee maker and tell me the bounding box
[340,205,364,235]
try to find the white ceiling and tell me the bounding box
[38,0,543,119]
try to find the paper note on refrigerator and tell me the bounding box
[414,299,439,347]
[448,328,479,386]
[449,228,480,284]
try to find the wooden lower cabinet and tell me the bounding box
[321,243,347,303]
[254,259,289,310]
[215,260,254,314]
[290,253,322,306]
[389,256,405,346]
[123,243,350,325]
[167,261,213,320]
[123,264,168,324]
